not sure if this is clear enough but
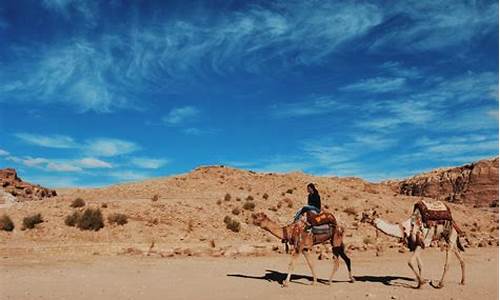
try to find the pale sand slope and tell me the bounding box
[1,248,497,300]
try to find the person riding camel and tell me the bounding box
[293,183,321,222]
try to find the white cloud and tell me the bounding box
[15,133,78,148]
[47,161,82,172]
[84,138,140,157]
[0,148,9,156]
[162,106,200,125]
[78,157,112,168]
[130,157,168,169]
[269,96,347,118]
[109,171,150,182]
[340,77,406,93]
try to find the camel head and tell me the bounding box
[360,210,379,224]
[251,212,270,226]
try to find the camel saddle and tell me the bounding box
[413,200,452,227]
[305,211,337,227]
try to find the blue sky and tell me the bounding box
[0,0,498,187]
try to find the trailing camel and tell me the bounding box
[360,200,465,289]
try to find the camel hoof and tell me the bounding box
[430,281,444,289]
[460,281,465,286]
[311,281,317,286]
[349,277,356,283]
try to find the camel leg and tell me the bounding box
[416,254,424,280]
[283,251,299,287]
[302,249,317,285]
[436,247,450,288]
[408,247,424,288]
[453,247,466,285]
[328,253,340,285]
[337,245,355,282]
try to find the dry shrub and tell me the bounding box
[246,195,254,201]
[77,208,104,231]
[243,201,255,211]
[269,206,278,212]
[343,207,357,216]
[286,189,294,194]
[232,207,241,215]
[342,196,349,201]
[363,236,375,245]
[216,199,222,205]
[108,213,128,226]
[151,194,159,202]
[70,198,85,208]
[65,211,80,227]
[262,193,269,200]
[224,193,231,201]
[0,215,14,231]
[22,213,43,230]
[224,216,240,232]
[283,198,293,208]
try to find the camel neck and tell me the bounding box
[260,219,285,240]
[372,218,406,239]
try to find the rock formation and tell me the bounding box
[0,168,57,201]
[391,157,498,207]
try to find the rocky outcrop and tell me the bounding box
[392,157,498,207]
[0,168,57,201]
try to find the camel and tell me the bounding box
[360,209,465,289]
[252,212,354,287]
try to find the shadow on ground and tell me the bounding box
[227,270,414,287]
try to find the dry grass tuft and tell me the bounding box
[0,215,14,231]
[108,213,128,226]
[70,198,85,208]
[22,213,43,230]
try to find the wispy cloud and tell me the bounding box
[78,157,112,168]
[269,96,344,118]
[83,138,140,157]
[5,155,113,172]
[0,148,9,156]
[42,0,98,27]
[46,161,82,172]
[340,77,406,93]
[15,133,78,148]
[130,157,168,169]
[162,106,200,125]
[109,170,150,182]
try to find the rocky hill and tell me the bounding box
[389,157,498,207]
[0,162,497,258]
[0,168,57,203]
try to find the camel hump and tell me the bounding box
[414,200,453,225]
[306,211,337,227]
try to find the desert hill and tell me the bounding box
[0,159,498,258]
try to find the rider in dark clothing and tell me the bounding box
[294,183,321,221]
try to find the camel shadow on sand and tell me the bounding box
[227,270,414,287]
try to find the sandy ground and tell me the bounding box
[0,247,497,300]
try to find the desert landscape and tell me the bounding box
[0,157,498,299]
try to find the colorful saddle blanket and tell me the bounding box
[413,200,453,225]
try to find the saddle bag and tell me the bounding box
[413,200,452,226]
[311,224,331,235]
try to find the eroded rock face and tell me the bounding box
[0,168,57,201]
[394,157,498,207]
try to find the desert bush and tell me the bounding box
[224,193,231,201]
[246,195,254,201]
[236,197,241,202]
[151,194,159,202]
[269,206,278,212]
[262,193,269,200]
[363,236,375,245]
[108,213,128,226]
[343,207,357,216]
[286,189,294,194]
[77,208,104,231]
[342,196,349,201]
[101,203,108,208]
[65,211,80,227]
[22,213,43,229]
[223,216,240,233]
[216,199,222,205]
[232,207,241,215]
[0,215,14,231]
[243,201,256,211]
[70,198,85,208]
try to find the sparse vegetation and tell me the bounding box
[342,196,349,201]
[77,208,104,231]
[363,236,375,245]
[65,211,80,227]
[0,215,14,231]
[224,193,231,201]
[70,198,85,208]
[22,213,43,230]
[286,189,294,194]
[151,194,159,202]
[246,195,254,201]
[223,216,240,232]
[269,206,278,212]
[108,213,128,226]
[343,207,357,216]
[216,199,222,205]
[243,201,256,211]
[101,203,108,208]
[262,193,269,200]
[232,207,241,215]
